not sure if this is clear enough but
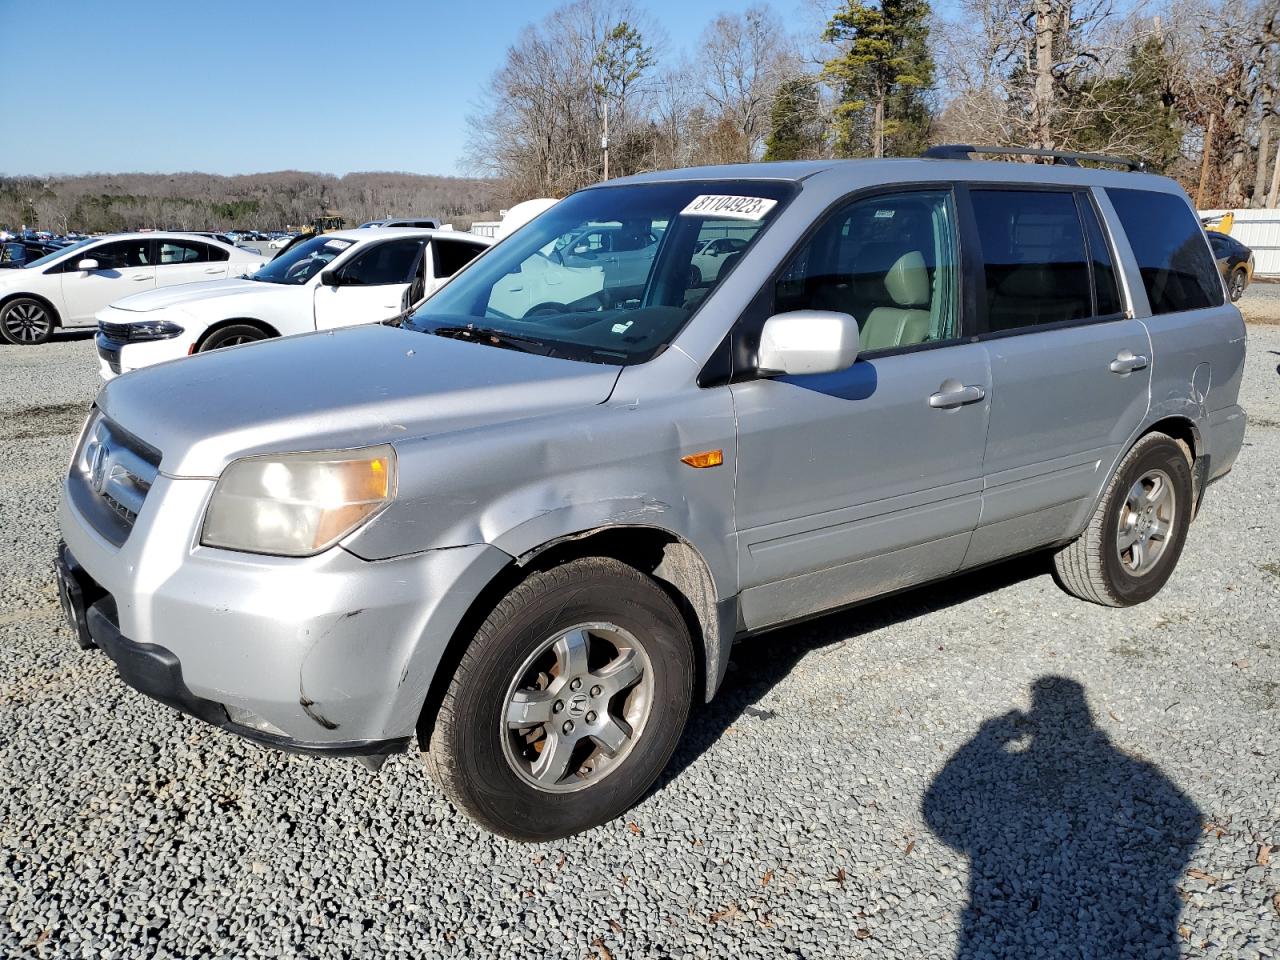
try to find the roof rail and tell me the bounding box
[921,144,1147,173]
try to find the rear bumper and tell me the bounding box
[1206,403,1247,482]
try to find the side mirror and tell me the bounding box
[757,310,860,376]
[319,270,355,287]
[77,258,99,271]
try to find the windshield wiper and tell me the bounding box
[429,324,549,354]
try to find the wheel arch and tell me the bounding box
[193,317,280,350]
[414,523,730,749]
[1140,415,1205,511]
[0,290,62,328]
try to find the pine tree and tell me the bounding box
[764,76,825,161]
[823,0,934,158]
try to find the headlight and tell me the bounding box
[201,445,396,556]
[122,319,185,342]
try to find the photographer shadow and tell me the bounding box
[923,676,1202,958]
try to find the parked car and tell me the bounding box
[56,150,1246,841]
[690,235,749,285]
[1206,230,1254,301]
[0,233,265,345]
[187,232,237,247]
[93,228,490,378]
[0,239,68,268]
[359,217,442,229]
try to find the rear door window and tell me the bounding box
[434,239,487,278]
[1106,188,1223,314]
[970,189,1091,331]
[158,240,209,264]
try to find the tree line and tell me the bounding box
[0,171,502,235]
[468,0,1280,209]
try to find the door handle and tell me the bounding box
[203,267,223,274]
[1110,350,1149,374]
[131,275,150,281]
[929,381,986,409]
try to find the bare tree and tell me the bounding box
[698,6,788,161]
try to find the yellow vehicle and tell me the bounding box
[310,214,346,233]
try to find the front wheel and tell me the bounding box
[199,323,267,351]
[0,297,55,345]
[425,557,694,841]
[1052,433,1194,606]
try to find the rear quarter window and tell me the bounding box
[1107,188,1223,314]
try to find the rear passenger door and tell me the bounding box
[155,239,226,288]
[962,186,1152,568]
[731,187,991,630]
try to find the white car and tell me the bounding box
[690,235,748,285]
[94,228,491,379]
[0,233,266,345]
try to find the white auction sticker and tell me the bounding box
[679,194,778,221]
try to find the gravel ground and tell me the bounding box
[1240,280,1280,324]
[1,326,1277,960]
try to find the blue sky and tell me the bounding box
[0,0,824,178]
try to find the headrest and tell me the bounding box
[883,251,930,307]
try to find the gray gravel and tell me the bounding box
[2,326,1278,959]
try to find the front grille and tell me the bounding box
[68,412,161,546]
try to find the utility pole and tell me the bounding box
[602,99,610,182]
[1197,112,1217,210]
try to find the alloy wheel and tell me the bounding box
[1116,468,1176,576]
[4,302,51,343]
[501,622,653,793]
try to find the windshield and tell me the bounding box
[249,234,353,284]
[405,180,794,364]
[24,237,94,270]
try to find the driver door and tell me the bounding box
[60,239,156,324]
[312,237,428,330]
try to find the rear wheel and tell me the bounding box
[0,298,56,345]
[199,323,268,351]
[1228,267,1247,302]
[425,557,694,841]
[1052,433,1193,606]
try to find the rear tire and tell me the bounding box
[1052,433,1193,607]
[0,297,56,345]
[199,323,268,351]
[1228,267,1247,302]
[425,557,693,841]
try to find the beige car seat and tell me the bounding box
[859,251,932,350]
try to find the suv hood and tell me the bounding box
[97,324,622,477]
[109,276,272,313]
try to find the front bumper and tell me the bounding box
[95,307,203,380]
[59,545,407,756]
[58,478,512,751]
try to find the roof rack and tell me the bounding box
[921,144,1147,173]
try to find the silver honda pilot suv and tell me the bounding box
[56,151,1247,840]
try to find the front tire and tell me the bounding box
[1052,433,1194,607]
[199,323,268,351]
[425,557,694,841]
[0,297,56,345]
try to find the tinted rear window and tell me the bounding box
[1107,188,1223,314]
[971,189,1091,331]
